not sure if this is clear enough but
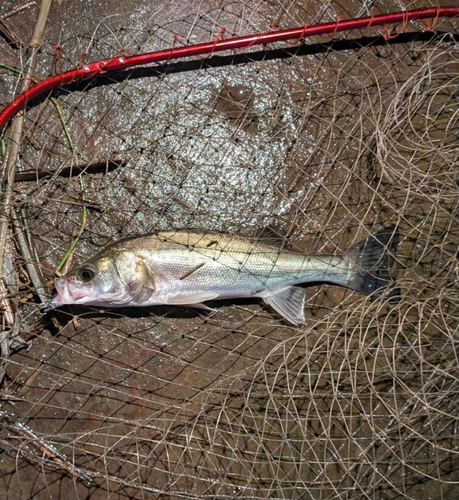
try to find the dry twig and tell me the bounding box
[0,0,53,382]
[0,410,92,485]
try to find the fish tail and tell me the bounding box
[347,226,399,297]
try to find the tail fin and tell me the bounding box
[347,226,399,297]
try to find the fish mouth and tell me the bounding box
[43,278,73,312]
[43,276,132,312]
[47,277,91,308]
[55,277,76,305]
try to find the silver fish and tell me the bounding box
[44,228,398,324]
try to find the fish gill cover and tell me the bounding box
[0,1,458,499]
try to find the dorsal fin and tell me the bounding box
[255,226,289,247]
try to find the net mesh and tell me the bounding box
[0,1,458,499]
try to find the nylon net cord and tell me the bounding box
[0,1,458,499]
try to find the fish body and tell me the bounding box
[46,228,397,324]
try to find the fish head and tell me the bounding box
[51,255,131,308]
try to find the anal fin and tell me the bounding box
[263,286,306,325]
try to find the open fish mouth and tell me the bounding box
[43,278,91,312]
[41,279,72,312]
[54,277,74,304]
[42,278,132,313]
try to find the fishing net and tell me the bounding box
[0,0,458,498]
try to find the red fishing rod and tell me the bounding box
[0,6,458,130]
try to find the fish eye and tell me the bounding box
[79,267,95,282]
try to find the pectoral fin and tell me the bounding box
[136,261,156,288]
[128,261,157,303]
[263,286,306,325]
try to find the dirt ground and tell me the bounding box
[0,1,458,499]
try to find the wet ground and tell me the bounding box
[0,1,458,499]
